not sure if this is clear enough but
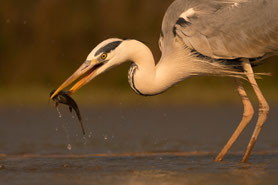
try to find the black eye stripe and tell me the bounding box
[94,41,122,57]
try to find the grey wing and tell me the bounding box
[173,0,278,60]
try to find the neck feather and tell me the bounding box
[123,40,191,96]
[121,40,245,96]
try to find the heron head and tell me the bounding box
[50,38,126,99]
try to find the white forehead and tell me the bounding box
[87,38,122,60]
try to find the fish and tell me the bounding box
[50,89,85,135]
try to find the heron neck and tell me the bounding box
[124,40,188,96]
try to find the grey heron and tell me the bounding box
[50,0,278,162]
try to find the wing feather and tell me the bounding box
[174,0,278,59]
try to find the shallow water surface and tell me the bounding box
[1,152,278,185]
[0,106,278,185]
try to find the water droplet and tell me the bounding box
[67,144,72,150]
[63,164,69,168]
[82,136,87,145]
[104,135,108,140]
[88,132,93,138]
[56,108,62,118]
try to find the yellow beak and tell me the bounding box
[50,59,100,99]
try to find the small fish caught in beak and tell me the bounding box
[49,59,105,135]
[50,59,102,100]
[50,89,85,135]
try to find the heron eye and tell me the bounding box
[100,53,107,60]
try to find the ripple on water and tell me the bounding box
[0,153,278,185]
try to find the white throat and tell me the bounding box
[123,40,191,96]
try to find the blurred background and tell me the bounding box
[1,2,278,183]
[1,0,277,107]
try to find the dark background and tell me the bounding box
[0,0,277,106]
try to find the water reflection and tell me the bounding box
[0,153,278,185]
[0,106,277,184]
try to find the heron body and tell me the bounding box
[51,0,278,162]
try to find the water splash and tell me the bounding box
[55,106,87,151]
[56,107,62,118]
[56,109,71,151]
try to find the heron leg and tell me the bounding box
[214,79,254,162]
[241,60,269,162]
